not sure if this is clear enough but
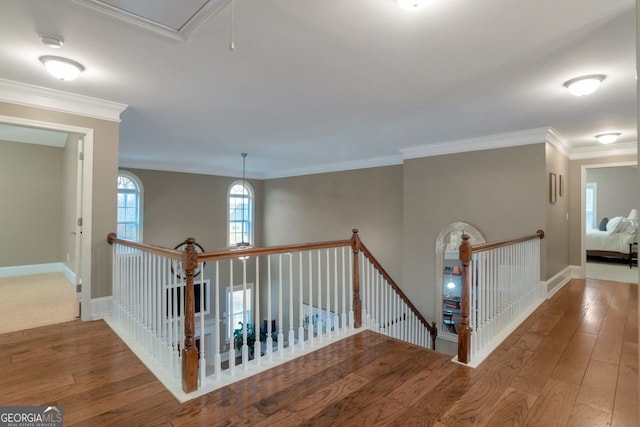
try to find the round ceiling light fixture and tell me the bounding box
[397,0,429,10]
[563,74,606,96]
[39,55,85,81]
[595,133,621,145]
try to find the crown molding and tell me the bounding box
[569,141,638,160]
[0,78,128,122]
[261,155,404,180]
[399,127,560,159]
[120,154,404,180]
[72,0,230,42]
[545,127,572,157]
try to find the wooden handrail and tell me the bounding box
[470,229,544,253]
[196,239,352,262]
[107,233,183,259]
[358,238,438,349]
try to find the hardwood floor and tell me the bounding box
[0,278,637,426]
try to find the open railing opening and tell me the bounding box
[457,230,545,366]
[107,229,436,398]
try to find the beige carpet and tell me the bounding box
[586,260,639,284]
[0,272,77,334]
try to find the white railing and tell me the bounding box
[458,230,544,366]
[359,248,436,349]
[108,230,437,400]
[109,242,186,382]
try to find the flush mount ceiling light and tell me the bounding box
[563,74,606,96]
[595,133,621,144]
[397,0,429,10]
[39,55,85,81]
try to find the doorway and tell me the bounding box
[581,162,639,283]
[0,115,94,328]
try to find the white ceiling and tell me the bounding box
[0,0,636,178]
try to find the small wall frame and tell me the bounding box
[549,173,557,204]
[559,175,564,197]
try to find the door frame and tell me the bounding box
[580,161,638,276]
[0,114,94,320]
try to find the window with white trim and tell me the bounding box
[117,171,143,242]
[227,283,253,339]
[228,181,253,247]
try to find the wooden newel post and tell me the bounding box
[181,237,199,393]
[351,229,362,328]
[458,234,472,364]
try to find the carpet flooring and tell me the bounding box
[0,272,77,334]
[586,260,638,283]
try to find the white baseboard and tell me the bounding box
[544,266,574,298]
[88,296,113,320]
[0,262,75,285]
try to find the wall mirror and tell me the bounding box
[435,222,485,341]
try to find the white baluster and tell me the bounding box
[308,251,314,345]
[214,261,221,379]
[266,255,273,359]
[278,254,284,355]
[255,256,261,366]
[298,253,304,350]
[288,253,295,353]
[317,251,323,343]
[325,249,331,337]
[242,258,249,370]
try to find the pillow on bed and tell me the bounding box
[606,216,624,234]
[620,218,638,234]
[598,217,609,231]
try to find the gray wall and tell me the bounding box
[0,139,63,267]
[262,165,404,282]
[568,154,638,266]
[1,101,120,298]
[402,144,547,323]
[121,168,263,252]
[586,165,639,221]
[545,143,570,278]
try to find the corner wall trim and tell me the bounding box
[89,297,113,320]
[545,266,575,299]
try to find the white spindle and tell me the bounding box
[317,250,323,342]
[288,253,295,353]
[298,253,304,349]
[308,251,314,344]
[326,249,331,338]
[214,261,221,379]
[266,255,273,358]
[278,254,284,354]
[242,258,248,369]
[255,257,261,365]
[228,259,235,374]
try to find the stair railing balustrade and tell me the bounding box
[109,229,436,394]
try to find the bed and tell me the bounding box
[586,216,638,265]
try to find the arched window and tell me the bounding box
[228,181,253,247]
[117,171,143,242]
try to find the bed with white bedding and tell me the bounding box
[586,216,637,263]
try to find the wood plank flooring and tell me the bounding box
[0,278,637,426]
